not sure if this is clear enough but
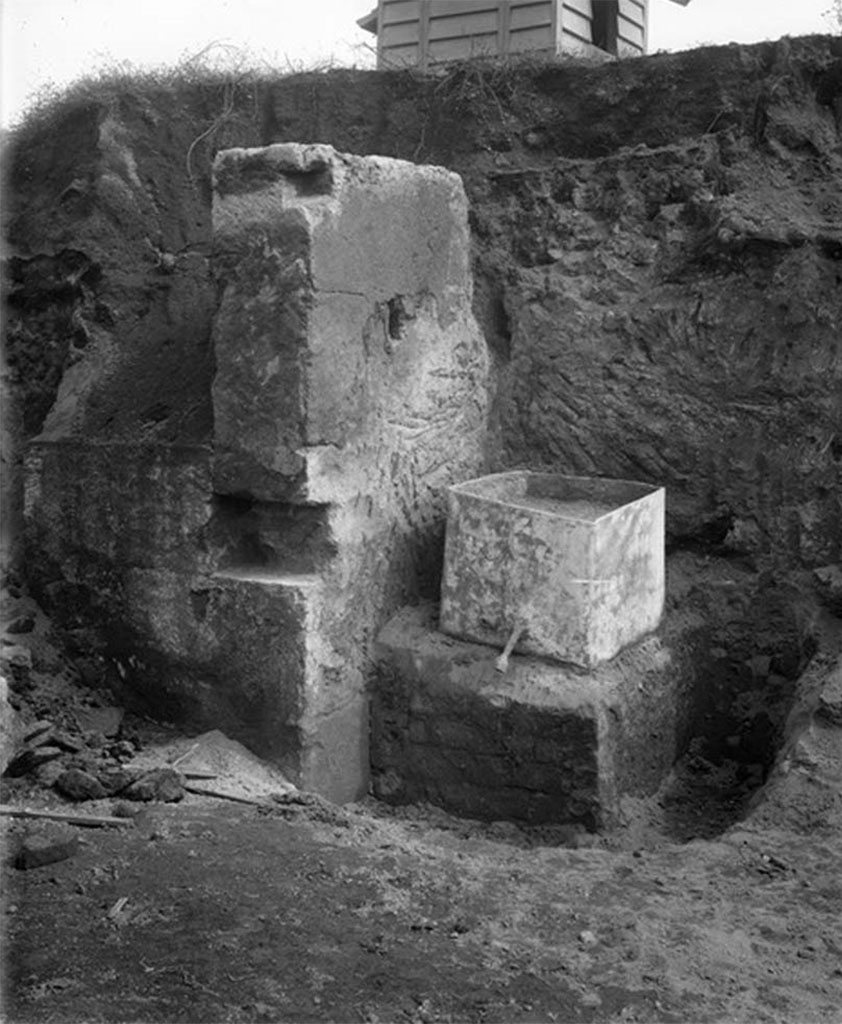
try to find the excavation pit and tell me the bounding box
[440,472,665,670]
[372,559,812,835]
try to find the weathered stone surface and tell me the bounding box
[54,768,107,801]
[440,471,664,668]
[24,443,214,577]
[372,600,701,828]
[0,674,22,774]
[123,768,184,803]
[817,663,842,727]
[5,615,35,634]
[211,143,485,504]
[76,706,124,739]
[813,565,842,616]
[15,827,79,870]
[21,144,488,804]
[5,745,64,778]
[22,720,55,745]
[97,768,141,796]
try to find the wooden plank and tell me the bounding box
[427,0,500,15]
[0,804,133,828]
[427,34,499,61]
[183,784,272,806]
[618,0,645,20]
[561,32,598,54]
[618,12,644,46]
[428,10,500,40]
[382,20,422,45]
[617,38,645,55]
[510,1,553,30]
[381,0,421,25]
[379,42,421,67]
[561,5,591,40]
[508,24,555,50]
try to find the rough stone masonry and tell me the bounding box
[24,144,489,801]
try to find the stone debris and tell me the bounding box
[23,720,55,744]
[51,731,85,754]
[2,644,32,669]
[132,730,296,806]
[5,614,35,635]
[15,826,79,870]
[817,664,842,727]
[122,768,184,803]
[813,565,842,615]
[96,768,141,797]
[76,706,124,739]
[5,745,64,778]
[0,675,22,774]
[54,768,108,802]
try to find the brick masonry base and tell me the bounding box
[372,603,702,829]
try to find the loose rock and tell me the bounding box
[2,645,32,669]
[76,706,124,739]
[5,745,64,778]
[54,768,107,801]
[817,665,842,727]
[52,731,85,754]
[5,615,35,635]
[23,720,56,745]
[123,768,184,803]
[15,827,79,870]
[813,565,842,615]
[97,768,140,797]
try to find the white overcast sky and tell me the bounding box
[0,0,837,127]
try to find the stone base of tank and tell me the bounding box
[372,602,701,829]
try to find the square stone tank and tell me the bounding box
[439,472,665,669]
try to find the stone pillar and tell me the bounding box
[209,144,489,800]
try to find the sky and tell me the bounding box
[0,0,837,127]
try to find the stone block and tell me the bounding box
[23,145,489,806]
[372,602,699,828]
[15,827,79,870]
[440,471,665,669]
[210,143,486,504]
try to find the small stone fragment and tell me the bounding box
[97,768,141,796]
[23,720,55,745]
[108,740,135,760]
[123,768,184,803]
[1,645,32,669]
[817,666,842,726]
[578,930,598,946]
[112,800,142,818]
[813,565,842,615]
[5,615,35,635]
[54,767,108,801]
[15,827,79,870]
[76,706,124,739]
[5,745,64,778]
[35,760,66,787]
[0,679,21,775]
[51,731,85,754]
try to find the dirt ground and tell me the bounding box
[3,561,842,1024]
[4,789,842,1024]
